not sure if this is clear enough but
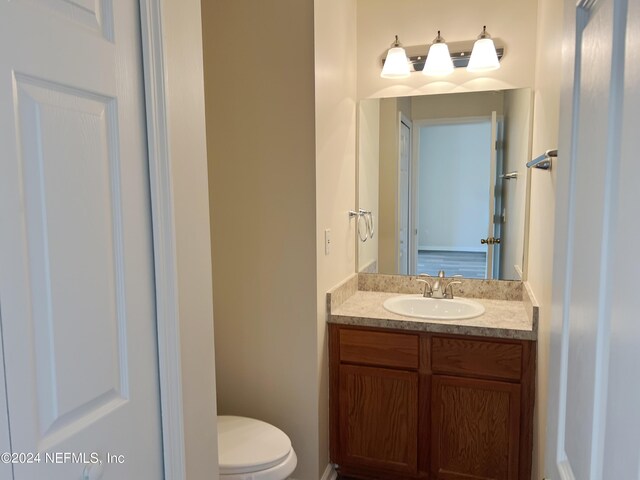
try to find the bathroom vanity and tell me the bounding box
[328,274,538,480]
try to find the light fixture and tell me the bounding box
[379,29,504,77]
[423,31,454,77]
[380,35,410,79]
[467,26,501,72]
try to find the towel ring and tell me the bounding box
[357,214,368,242]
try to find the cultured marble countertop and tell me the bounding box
[329,291,536,341]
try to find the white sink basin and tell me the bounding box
[382,295,485,320]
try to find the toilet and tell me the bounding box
[218,416,297,480]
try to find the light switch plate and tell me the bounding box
[325,229,331,255]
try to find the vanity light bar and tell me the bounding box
[382,47,504,72]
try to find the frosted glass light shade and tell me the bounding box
[467,37,500,72]
[381,46,410,78]
[423,42,454,76]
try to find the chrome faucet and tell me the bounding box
[431,270,446,298]
[421,270,463,299]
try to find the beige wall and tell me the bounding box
[162,0,219,477]
[357,0,539,99]
[411,91,504,121]
[358,99,380,272]
[315,0,358,476]
[501,89,533,280]
[527,0,564,478]
[202,2,319,479]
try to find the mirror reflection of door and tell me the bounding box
[415,118,493,278]
[398,116,411,275]
[489,111,504,279]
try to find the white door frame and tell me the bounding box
[398,112,412,274]
[139,2,217,479]
[139,2,185,477]
[546,2,580,476]
[0,322,11,480]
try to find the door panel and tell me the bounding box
[339,364,419,474]
[0,0,163,478]
[431,375,521,480]
[15,75,128,449]
[22,0,114,40]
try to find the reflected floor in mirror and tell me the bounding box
[417,250,486,278]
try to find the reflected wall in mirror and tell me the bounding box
[357,89,533,280]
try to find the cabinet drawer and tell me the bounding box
[431,336,522,381]
[339,329,419,369]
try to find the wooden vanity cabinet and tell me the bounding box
[329,324,535,480]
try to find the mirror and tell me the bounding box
[357,89,533,280]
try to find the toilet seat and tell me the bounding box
[218,416,297,480]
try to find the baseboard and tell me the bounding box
[321,463,338,480]
[289,464,335,480]
[418,246,486,253]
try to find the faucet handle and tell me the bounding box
[444,280,462,299]
[416,277,433,297]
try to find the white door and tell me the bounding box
[546,0,640,478]
[0,1,164,479]
[485,111,499,279]
[398,118,411,275]
[491,117,504,279]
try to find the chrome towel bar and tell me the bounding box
[527,149,557,170]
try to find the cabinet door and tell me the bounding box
[338,364,419,475]
[431,375,521,480]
